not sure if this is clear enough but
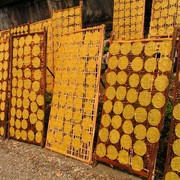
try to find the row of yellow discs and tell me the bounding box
[109,41,172,56]
[9,128,42,143]
[96,144,145,171]
[58,31,100,45]
[12,56,41,68]
[0,42,9,52]
[165,103,180,179]
[52,8,81,20]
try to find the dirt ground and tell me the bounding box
[0,139,142,180]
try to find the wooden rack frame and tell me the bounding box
[95,38,174,179]
[46,25,105,163]
[8,31,47,147]
[164,26,180,180]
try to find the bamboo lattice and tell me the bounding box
[164,28,180,180]
[113,0,145,40]
[95,38,174,179]
[8,32,46,146]
[46,25,105,163]
[149,0,180,38]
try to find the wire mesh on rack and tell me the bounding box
[149,0,180,38]
[46,25,105,163]
[10,23,30,36]
[95,38,174,179]
[113,0,145,40]
[0,34,10,138]
[8,32,47,147]
[164,27,180,180]
[30,19,54,93]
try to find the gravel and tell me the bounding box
[0,139,142,180]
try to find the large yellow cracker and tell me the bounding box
[173,104,180,121]
[118,150,129,165]
[133,140,147,156]
[96,143,106,158]
[108,56,118,70]
[165,172,180,180]
[131,155,144,171]
[109,129,120,144]
[131,57,143,72]
[134,124,146,140]
[122,120,133,134]
[109,42,120,55]
[105,86,116,100]
[123,104,134,120]
[138,90,151,107]
[141,74,154,90]
[134,107,147,123]
[113,101,123,115]
[116,86,126,100]
[129,73,140,87]
[117,71,127,85]
[148,109,161,126]
[171,157,180,172]
[132,42,143,55]
[152,92,165,108]
[99,127,109,142]
[106,145,118,160]
[146,127,160,143]
[126,88,138,103]
[118,56,129,70]
[172,139,180,156]
[154,75,169,92]
[120,134,132,150]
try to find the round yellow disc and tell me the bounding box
[134,124,146,140]
[134,107,147,123]
[73,124,82,136]
[30,113,37,124]
[82,117,92,129]
[123,104,134,120]
[32,57,41,68]
[131,155,144,171]
[117,71,127,84]
[148,109,161,126]
[29,91,36,101]
[103,100,112,113]
[173,139,180,156]
[82,131,91,143]
[129,73,140,88]
[15,129,21,139]
[101,114,111,128]
[72,138,81,151]
[21,130,27,141]
[32,45,40,56]
[106,145,118,160]
[33,34,40,44]
[120,42,131,55]
[99,127,109,142]
[109,42,120,55]
[106,71,117,85]
[158,57,172,72]
[37,109,44,120]
[116,86,126,100]
[145,41,158,56]
[109,129,120,144]
[122,120,133,134]
[36,95,44,106]
[31,102,38,113]
[118,150,129,165]
[28,130,35,141]
[36,121,43,131]
[152,92,165,108]
[24,79,31,89]
[120,134,132,150]
[96,143,106,158]
[126,88,138,103]
[32,81,40,92]
[173,104,180,121]
[138,90,151,107]
[113,101,123,115]
[154,75,169,92]
[133,140,147,156]
[34,70,42,80]
[171,157,180,172]
[10,127,15,136]
[105,86,116,100]
[111,115,122,129]
[165,172,180,180]
[21,119,28,129]
[16,109,22,119]
[175,123,180,138]
[36,132,42,143]
[131,57,143,72]
[132,42,143,55]
[159,41,172,56]
[118,56,129,70]
[24,68,31,79]
[10,117,15,126]
[141,74,154,89]
[147,127,160,143]
[64,122,72,134]
[23,98,30,109]
[87,59,96,72]
[108,56,118,70]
